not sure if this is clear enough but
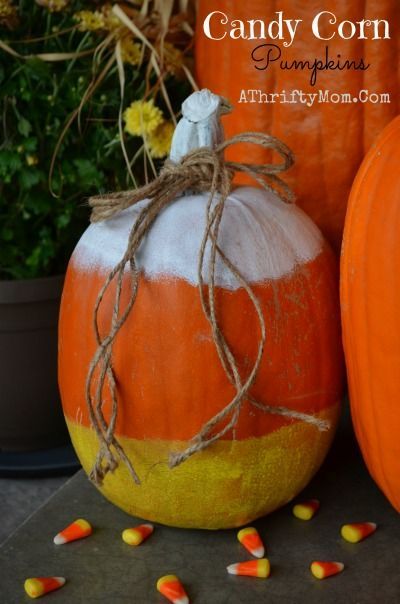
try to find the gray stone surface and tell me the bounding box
[0,476,67,546]
[1,413,400,603]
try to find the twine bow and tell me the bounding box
[86,132,330,486]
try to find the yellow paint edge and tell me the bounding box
[66,403,340,529]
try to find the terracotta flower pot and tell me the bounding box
[0,274,68,451]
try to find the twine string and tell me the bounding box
[86,132,329,486]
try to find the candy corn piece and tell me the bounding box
[227,559,270,579]
[122,523,154,546]
[157,575,189,604]
[341,522,377,543]
[53,518,92,545]
[237,527,265,558]
[310,561,344,580]
[292,499,320,520]
[24,577,66,599]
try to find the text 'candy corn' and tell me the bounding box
[310,561,344,580]
[122,523,154,546]
[341,522,377,543]
[156,574,189,604]
[292,499,320,521]
[227,559,271,579]
[53,518,92,545]
[24,577,66,599]
[237,527,265,558]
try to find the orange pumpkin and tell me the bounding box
[341,115,400,512]
[58,91,344,529]
[195,1,400,252]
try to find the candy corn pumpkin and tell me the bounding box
[341,115,400,513]
[59,90,344,529]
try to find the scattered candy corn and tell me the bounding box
[292,499,320,521]
[157,574,189,604]
[341,522,377,543]
[53,518,92,545]
[122,523,154,546]
[227,559,271,579]
[237,527,265,558]
[310,561,344,580]
[24,577,66,599]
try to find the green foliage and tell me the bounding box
[0,1,191,279]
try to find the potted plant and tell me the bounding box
[0,0,194,455]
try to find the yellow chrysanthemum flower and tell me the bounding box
[148,121,174,159]
[35,0,69,12]
[120,38,142,66]
[0,0,18,27]
[102,5,120,31]
[74,10,105,32]
[123,99,163,137]
[0,0,14,16]
[74,5,119,32]
[162,42,184,75]
[26,155,39,166]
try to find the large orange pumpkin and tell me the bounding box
[59,91,344,529]
[341,115,400,512]
[195,1,399,252]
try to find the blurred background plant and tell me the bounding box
[0,0,195,279]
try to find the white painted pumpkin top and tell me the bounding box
[72,186,324,289]
[72,90,324,288]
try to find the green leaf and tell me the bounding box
[23,137,38,152]
[73,158,103,187]
[19,167,41,189]
[56,212,71,229]
[25,226,56,273]
[20,89,32,102]
[0,150,22,176]
[18,117,32,137]
[24,58,51,81]
[1,226,14,241]
[24,192,52,214]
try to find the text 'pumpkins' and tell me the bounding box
[196,1,399,252]
[341,115,400,513]
[59,90,344,529]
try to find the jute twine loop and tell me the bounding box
[86,132,330,486]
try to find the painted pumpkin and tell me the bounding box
[196,1,400,252]
[341,115,400,512]
[59,91,344,529]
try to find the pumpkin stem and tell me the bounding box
[169,89,232,164]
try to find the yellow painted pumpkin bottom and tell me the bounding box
[66,403,339,529]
